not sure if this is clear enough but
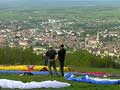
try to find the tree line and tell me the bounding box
[0,47,41,65]
[0,47,119,68]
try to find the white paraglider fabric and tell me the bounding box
[0,79,70,89]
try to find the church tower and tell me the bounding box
[96,31,100,48]
[96,31,100,44]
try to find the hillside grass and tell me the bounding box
[0,68,120,90]
[0,48,120,89]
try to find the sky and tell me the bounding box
[0,0,119,9]
[0,0,119,1]
[0,0,118,2]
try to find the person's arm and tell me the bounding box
[46,51,49,57]
[64,49,66,55]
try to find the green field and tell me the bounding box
[0,67,120,90]
[1,7,120,20]
[1,7,120,31]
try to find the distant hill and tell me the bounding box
[0,0,120,9]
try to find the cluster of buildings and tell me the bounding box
[85,30,120,63]
[0,19,120,61]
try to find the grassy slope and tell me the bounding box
[0,68,120,90]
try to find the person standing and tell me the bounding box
[42,52,48,66]
[46,46,57,76]
[58,44,66,77]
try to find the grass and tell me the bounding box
[0,67,120,90]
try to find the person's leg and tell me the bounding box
[48,60,52,76]
[44,59,48,66]
[52,60,58,76]
[60,61,64,76]
[43,60,46,66]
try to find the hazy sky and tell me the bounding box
[0,0,117,1]
[0,0,119,9]
[0,0,119,1]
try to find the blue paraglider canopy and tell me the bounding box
[64,73,120,85]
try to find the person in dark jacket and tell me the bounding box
[46,46,57,76]
[58,44,66,76]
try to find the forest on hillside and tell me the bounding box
[0,47,119,68]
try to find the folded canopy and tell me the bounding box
[64,73,120,85]
[0,79,70,89]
